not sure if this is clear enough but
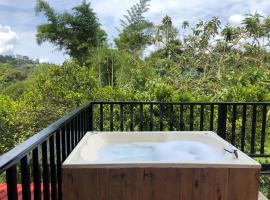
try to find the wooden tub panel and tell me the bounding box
[63,167,260,200]
[228,168,260,200]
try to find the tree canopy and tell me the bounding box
[35,0,107,64]
[114,0,154,53]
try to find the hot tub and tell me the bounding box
[63,131,261,200]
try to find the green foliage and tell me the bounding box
[0,64,27,92]
[19,61,97,124]
[1,80,30,99]
[88,47,125,87]
[0,61,99,155]
[35,0,107,64]
[0,55,40,68]
[120,0,151,28]
[260,175,270,198]
[154,15,180,59]
[115,22,153,53]
[243,13,265,40]
[0,55,51,98]
[0,95,18,155]
[156,15,179,45]
[88,47,156,91]
[115,0,153,53]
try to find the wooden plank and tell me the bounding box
[180,168,194,199]
[122,168,142,200]
[191,168,202,200]
[180,168,229,200]
[108,168,126,200]
[97,168,109,200]
[201,168,228,200]
[98,168,142,200]
[228,168,260,200]
[144,168,181,200]
[140,168,154,200]
[63,168,98,200]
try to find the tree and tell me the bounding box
[0,64,27,92]
[35,0,107,64]
[154,15,180,59]
[162,15,173,45]
[120,0,151,28]
[0,95,18,155]
[182,21,189,29]
[114,0,153,53]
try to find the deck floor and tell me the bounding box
[259,192,268,200]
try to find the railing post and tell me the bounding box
[21,155,31,200]
[88,103,93,131]
[6,165,18,200]
[217,103,227,139]
[150,103,154,131]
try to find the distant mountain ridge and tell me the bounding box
[0,55,49,98]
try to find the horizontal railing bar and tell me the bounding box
[249,154,270,158]
[260,171,270,175]
[0,101,92,172]
[261,164,270,171]
[91,101,270,105]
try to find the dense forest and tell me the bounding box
[0,0,270,196]
[0,0,270,155]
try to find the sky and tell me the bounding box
[0,0,270,64]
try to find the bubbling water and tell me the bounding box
[96,141,223,162]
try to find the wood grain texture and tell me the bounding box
[140,168,182,200]
[180,168,228,200]
[228,168,260,200]
[62,167,260,200]
[63,168,97,200]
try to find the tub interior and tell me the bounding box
[95,141,223,162]
[63,131,261,168]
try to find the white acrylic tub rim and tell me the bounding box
[63,131,261,169]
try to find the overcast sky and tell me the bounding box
[0,0,270,64]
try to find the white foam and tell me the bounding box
[95,141,223,162]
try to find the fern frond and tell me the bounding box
[118,0,151,28]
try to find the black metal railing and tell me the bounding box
[0,101,269,199]
[0,102,92,200]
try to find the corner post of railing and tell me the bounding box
[88,102,93,131]
[217,103,227,139]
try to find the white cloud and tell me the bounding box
[143,44,162,57]
[0,25,18,55]
[90,0,270,39]
[15,31,69,64]
[1,0,270,63]
[228,14,244,26]
[39,57,49,63]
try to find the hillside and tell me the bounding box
[0,55,49,98]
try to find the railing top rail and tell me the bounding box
[0,101,92,172]
[91,101,270,105]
